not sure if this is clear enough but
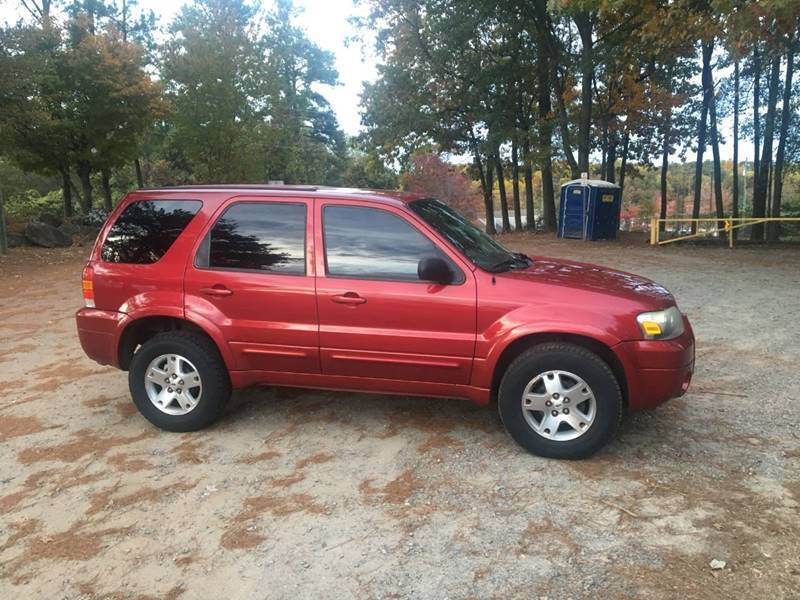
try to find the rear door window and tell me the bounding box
[196,202,306,275]
[102,200,202,264]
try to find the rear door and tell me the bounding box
[184,195,319,374]
[314,199,477,384]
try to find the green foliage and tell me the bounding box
[0,4,164,214]
[341,139,399,190]
[161,0,262,182]
[157,0,349,185]
[3,189,64,224]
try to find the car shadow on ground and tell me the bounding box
[215,384,688,464]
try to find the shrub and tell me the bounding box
[4,189,64,225]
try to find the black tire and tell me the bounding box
[498,343,622,459]
[128,331,231,432]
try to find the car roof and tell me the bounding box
[130,184,428,207]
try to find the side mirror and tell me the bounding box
[418,256,453,284]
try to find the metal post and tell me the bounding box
[727,219,733,249]
[650,217,658,245]
[0,189,8,255]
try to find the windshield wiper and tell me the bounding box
[513,252,532,265]
[486,254,529,273]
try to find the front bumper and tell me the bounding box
[76,307,123,367]
[613,317,695,411]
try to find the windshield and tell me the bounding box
[409,198,528,272]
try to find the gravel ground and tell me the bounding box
[1,234,798,599]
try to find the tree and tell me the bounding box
[0,8,161,214]
[400,153,482,221]
[63,13,164,209]
[107,0,159,188]
[752,54,781,240]
[260,0,346,185]
[161,0,261,183]
[768,27,796,241]
[341,138,398,190]
[705,38,726,230]
[692,42,713,233]
[0,23,74,215]
[530,0,556,231]
[359,0,505,233]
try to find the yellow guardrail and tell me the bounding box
[649,217,800,247]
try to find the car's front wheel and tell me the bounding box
[498,343,622,459]
[128,331,231,432]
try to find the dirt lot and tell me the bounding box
[1,234,799,599]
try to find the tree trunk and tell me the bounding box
[732,58,739,241]
[707,51,725,233]
[659,65,674,234]
[534,1,557,231]
[134,158,144,188]
[691,42,713,235]
[752,56,781,241]
[0,189,7,255]
[554,74,579,178]
[768,41,794,242]
[495,153,511,233]
[77,161,93,213]
[485,153,495,234]
[605,136,616,183]
[765,157,774,217]
[618,132,629,198]
[541,157,555,234]
[511,136,522,230]
[523,137,535,230]
[60,168,73,219]
[470,138,495,235]
[600,121,608,180]
[69,176,83,208]
[574,12,593,176]
[752,47,761,218]
[536,0,578,179]
[101,168,113,211]
[660,131,669,233]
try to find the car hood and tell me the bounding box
[496,255,676,309]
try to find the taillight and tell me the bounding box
[82,265,95,308]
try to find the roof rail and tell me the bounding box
[138,184,320,192]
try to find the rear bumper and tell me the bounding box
[76,307,123,367]
[613,317,695,411]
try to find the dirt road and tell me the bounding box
[1,236,799,599]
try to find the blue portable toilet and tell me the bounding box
[558,179,622,241]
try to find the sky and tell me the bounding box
[290,0,378,134]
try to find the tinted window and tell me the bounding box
[409,198,515,271]
[323,205,448,281]
[102,200,202,264]
[200,202,305,275]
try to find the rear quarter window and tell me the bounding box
[101,200,202,264]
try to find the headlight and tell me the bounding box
[637,306,685,340]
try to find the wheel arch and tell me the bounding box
[490,332,629,409]
[117,314,235,372]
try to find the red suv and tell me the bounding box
[76,185,694,459]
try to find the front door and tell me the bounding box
[314,200,476,384]
[184,196,319,374]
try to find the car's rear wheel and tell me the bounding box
[498,343,622,459]
[129,331,230,432]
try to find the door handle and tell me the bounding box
[200,285,233,297]
[331,292,366,305]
